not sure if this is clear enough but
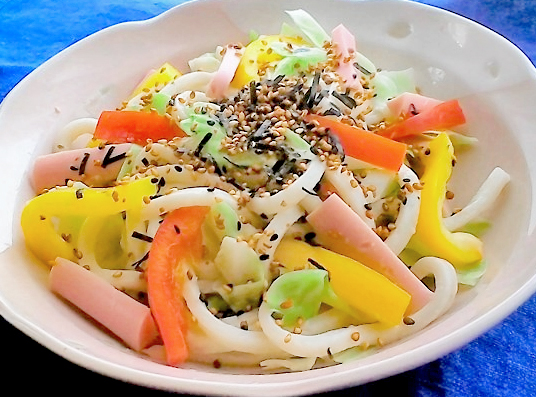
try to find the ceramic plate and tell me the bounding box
[1,0,536,395]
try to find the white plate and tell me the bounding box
[1,0,536,395]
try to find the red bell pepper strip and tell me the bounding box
[94,110,186,146]
[146,206,209,366]
[378,99,466,141]
[306,114,407,172]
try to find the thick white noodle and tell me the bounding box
[324,166,375,229]
[125,187,242,264]
[299,308,360,335]
[299,194,323,214]
[443,167,510,232]
[182,272,287,356]
[139,186,239,221]
[159,71,214,97]
[255,204,305,277]
[247,159,326,216]
[171,94,218,121]
[260,357,317,371]
[133,163,237,193]
[129,143,180,170]
[54,117,98,152]
[384,164,421,255]
[221,309,263,331]
[257,256,457,358]
[80,263,146,292]
[188,47,222,73]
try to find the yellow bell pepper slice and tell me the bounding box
[130,62,181,97]
[20,177,157,264]
[231,34,306,89]
[274,238,411,326]
[408,132,483,269]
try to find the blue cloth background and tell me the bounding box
[1,0,535,395]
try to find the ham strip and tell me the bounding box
[32,143,131,192]
[207,44,243,100]
[49,257,159,351]
[331,24,362,92]
[306,193,433,314]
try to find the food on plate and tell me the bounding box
[21,9,510,371]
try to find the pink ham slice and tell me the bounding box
[331,24,363,92]
[207,44,243,100]
[32,143,131,193]
[306,193,433,314]
[49,257,159,351]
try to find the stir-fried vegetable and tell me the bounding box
[20,8,510,372]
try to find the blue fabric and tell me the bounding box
[1,1,535,396]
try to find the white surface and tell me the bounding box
[1,0,536,395]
